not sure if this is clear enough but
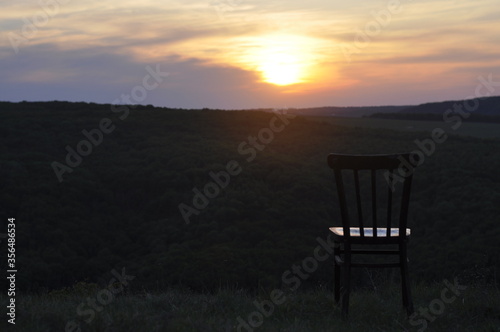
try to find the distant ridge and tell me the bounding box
[283,96,500,118]
[398,96,500,115]
[2,95,499,118]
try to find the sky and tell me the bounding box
[1,0,500,109]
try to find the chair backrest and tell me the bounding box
[327,153,416,239]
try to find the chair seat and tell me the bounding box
[329,227,411,237]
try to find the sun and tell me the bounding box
[229,34,327,87]
[258,53,302,86]
[248,35,315,86]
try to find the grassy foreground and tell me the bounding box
[2,283,499,331]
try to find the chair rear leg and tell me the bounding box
[400,244,414,315]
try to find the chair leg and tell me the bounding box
[334,243,341,304]
[341,244,351,319]
[400,244,414,316]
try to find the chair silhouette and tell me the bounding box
[327,153,416,318]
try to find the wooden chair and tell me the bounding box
[327,153,416,318]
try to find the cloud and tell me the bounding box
[0,40,270,108]
[371,48,500,65]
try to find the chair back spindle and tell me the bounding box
[327,154,414,240]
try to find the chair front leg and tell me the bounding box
[341,243,351,319]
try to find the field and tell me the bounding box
[1,102,499,331]
[309,116,500,139]
[3,283,499,332]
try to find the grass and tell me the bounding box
[2,282,499,331]
[309,117,500,139]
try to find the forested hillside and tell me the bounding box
[1,101,498,293]
[369,96,500,122]
[280,96,500,118]
[399,96,500,116]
